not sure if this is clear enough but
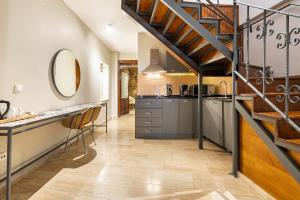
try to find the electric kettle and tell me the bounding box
[0,100,10,120]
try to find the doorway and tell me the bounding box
[118,60,138,117]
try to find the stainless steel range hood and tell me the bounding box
[143,49,166,74]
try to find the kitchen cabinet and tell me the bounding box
[203,99,222,145]
[135,99,163,139]
[165,52,190,73]
[162,99,179,134]
[136,97,195,139]
[224,101,233,152]
[179,99,194,135]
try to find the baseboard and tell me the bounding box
[238,172,275,200]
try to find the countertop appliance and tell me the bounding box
[179,85,189,96]
[0,100,10,120]
[188,84,215,96]
[165,84,173,96]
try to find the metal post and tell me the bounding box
[263,10,267,96]
[285,15,290,118]
[232,0,239,177]
[198,74,203,149]
[106,102,108,133]
[6,129,12,200]
[246,5,250,80]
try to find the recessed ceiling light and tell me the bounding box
[106,23,113,32]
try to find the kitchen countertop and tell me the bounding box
[136,95,232,102]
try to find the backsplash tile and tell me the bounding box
[138,74,232,96]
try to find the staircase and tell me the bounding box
[233,0,300,188]
[122,0,234,75]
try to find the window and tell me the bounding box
[99,62,109,101]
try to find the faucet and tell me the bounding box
[220,80,228,98]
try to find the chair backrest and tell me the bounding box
[91,106,102,123]
[80,107,95,128]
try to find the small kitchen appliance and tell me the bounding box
[0,100,10,120]
[165,84,173,96]
[179,85,189,96]
[188,84,215,96]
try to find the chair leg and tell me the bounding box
[76,129,80,144]
[89,128,96,145]
[64,129,72,153]
[82,130,87,154]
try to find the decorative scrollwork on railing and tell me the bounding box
[276,84,300,103]
[256,20,275,39]
[255,67,274,85]
[276,28,300,49]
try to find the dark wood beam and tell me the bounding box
[136,0,141,14]
[175,27,192,46]
[163,13,176,35]
[149,0,159,25]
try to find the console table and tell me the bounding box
[0,101,108,200]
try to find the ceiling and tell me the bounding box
[63,0,142,53]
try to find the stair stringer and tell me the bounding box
[161,0,233,61]
[122,2,201,73]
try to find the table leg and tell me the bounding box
[106,102,108,133]
[6,129,12,200]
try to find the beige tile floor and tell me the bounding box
[6,113,265,200]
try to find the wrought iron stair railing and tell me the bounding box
[233,0,300,133]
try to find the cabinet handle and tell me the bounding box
[167,100,173,103]
[145,121,152,124]
[145,112,152,115]
[145,129,152,133]
[184,100,188,103]
[146,102,152,105]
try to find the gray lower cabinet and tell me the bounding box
[179,99,194,135]
[162,99,179,134]
[203,100,222,145]
[136,98,194,139]
[135,99,163,139]
[224,101,233,152]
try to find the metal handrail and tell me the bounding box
[194,0,234,26]
[237,1,300,18]
[232,0,300,133]
[240,3,300,30]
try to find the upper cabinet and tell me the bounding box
[165,52,190,73]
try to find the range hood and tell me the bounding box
[143,49,166,74]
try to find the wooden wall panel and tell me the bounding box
[239,116,300,200]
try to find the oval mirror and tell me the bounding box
[52,49,81,97]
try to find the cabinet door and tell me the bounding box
[179,99,193,135]
[163,99,179,134]
[224,101,233,152]
[203,100,222,145]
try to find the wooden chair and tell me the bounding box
[62,107,99,154]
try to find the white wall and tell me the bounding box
[0,0,115,176]
[119,52,138,60]
[240,0,300,76]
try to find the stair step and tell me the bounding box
[237,75,300,95]
[200,41,233,66]
[238,92,300,113]
[254,111,300,120]
[275,138,300,153]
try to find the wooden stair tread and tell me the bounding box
[255,111,300,120]
[239,92,300,97]
[275,138,300,152]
